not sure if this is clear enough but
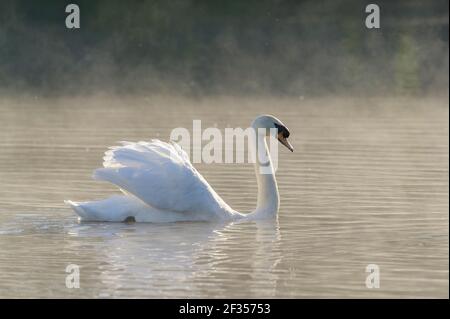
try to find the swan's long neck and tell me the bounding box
[249,130,279,219]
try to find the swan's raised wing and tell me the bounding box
[93,140,232,218]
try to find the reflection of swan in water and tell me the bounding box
[191,219,283,297]
[65,219,282,297]
[65,115,293,222]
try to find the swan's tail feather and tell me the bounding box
[65,195,147,222]
[64,200,93,220]
[64,200,89,220]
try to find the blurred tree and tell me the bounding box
[0,0,447,96]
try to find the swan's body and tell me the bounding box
[66,115,293,223]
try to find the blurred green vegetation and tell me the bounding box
[0,0,448,96]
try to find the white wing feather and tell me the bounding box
[93,140,233,218]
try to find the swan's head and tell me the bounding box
[252,114,293,152]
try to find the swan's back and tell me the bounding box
[92,140,235,219]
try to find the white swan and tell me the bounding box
[65,115,293,223]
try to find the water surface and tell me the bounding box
[0,96,448,298]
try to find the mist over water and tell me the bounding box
[0,1,448,298]
[0,95,448,298]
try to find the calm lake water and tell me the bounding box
[0,95,448,298]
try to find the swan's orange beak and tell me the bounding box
[278,132,294,152]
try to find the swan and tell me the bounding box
[65,115,293,223]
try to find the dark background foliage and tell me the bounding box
[0,0,448,96]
